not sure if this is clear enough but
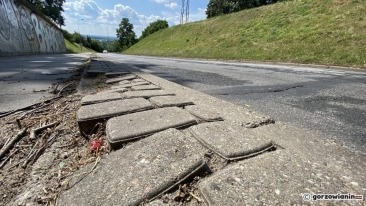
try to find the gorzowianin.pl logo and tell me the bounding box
[303,193,364,201]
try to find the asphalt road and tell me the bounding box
[100,53,366,155]
[0,54,89,113]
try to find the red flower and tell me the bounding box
[90,139,103,151]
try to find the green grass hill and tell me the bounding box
[125,0,366,68]
[65,39,95,54]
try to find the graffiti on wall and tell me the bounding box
[0,0,10,40]
[20,7,34,40]
[0,0,66,55]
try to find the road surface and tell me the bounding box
[100,53,366,154]
[0,54,89,113]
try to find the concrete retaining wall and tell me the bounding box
[0,0,66,56]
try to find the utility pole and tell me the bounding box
[78,18,84,51]
[107,27,110,51]
[180,0,189,24]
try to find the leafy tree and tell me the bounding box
[110,41,122,52]
[90,40,104,53]
[26,0,66,26]
[116,18,137,50]
[62,29,72,42]
[206,0,283,18]
[141,20,169,39]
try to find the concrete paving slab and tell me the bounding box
[81,92,123,105]
[131,84,161,91]
[118,78,147,85]
[57,129,206,206]
[115,80,131,85]
[189,122,274,160]
[185,105,223,122]
[107,107,197,147]
[106,74,137,84]
[150,96,194,107]
[146,200,165,206]
[105,71,130,78]
[112,81,150,89]
[77,98,154,135]
[199,149,360,205]
[105,87,128,93]
[123,90,175,99]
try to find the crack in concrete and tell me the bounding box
[217,85,304,96]
[243,118,276,128]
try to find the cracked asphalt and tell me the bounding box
[100,54,366,154]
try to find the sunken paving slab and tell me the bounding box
[199,149,356,205]
[107,107,197,147]
[58,129,207,206]
[111,81,150,89]
[77,98,154,135]
[149,96,194,107]
[118,78,147,85]
[80,92,123,105]
[131,84,161,91]
[123,90,175,99]
[105,71,130,78]
[105,87,128,93]
[189,122,274,160]
[185,105,223,122]
[106,74,137,84]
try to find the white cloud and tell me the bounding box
[64,0,163,37]
[152,0,179,9]
[63,0,206,37]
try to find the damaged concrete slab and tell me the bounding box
[149,96,194,107]
[77,98,154,135]
[111,81,150,89]
[106,74,137,84]
[105,87,128,93]
[105,71,130,78]
[80,92,123,105]
[185,105,223,122]
[199,149,356,205]
[57,129,206,206]
[107,107,197,147]
[131,84,161,91]
[189,122,274,160]
[123,90,175,99]
[118,78,147,84]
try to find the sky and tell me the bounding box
[63,0,209,38]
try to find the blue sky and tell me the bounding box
[63,0,208,38]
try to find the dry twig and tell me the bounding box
[0,149,18,169]
[30,122,59,140]
[0,128,27,160]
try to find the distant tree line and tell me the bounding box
[116,18,169,51]
[26,0,65,27]
[206,0,287,18]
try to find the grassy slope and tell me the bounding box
[65,39,95,53]
[125,0,366,68]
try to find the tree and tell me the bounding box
[26,0,66,26]
[116,18,137,50]
[206,0,282,18]
[141,20,169,39]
